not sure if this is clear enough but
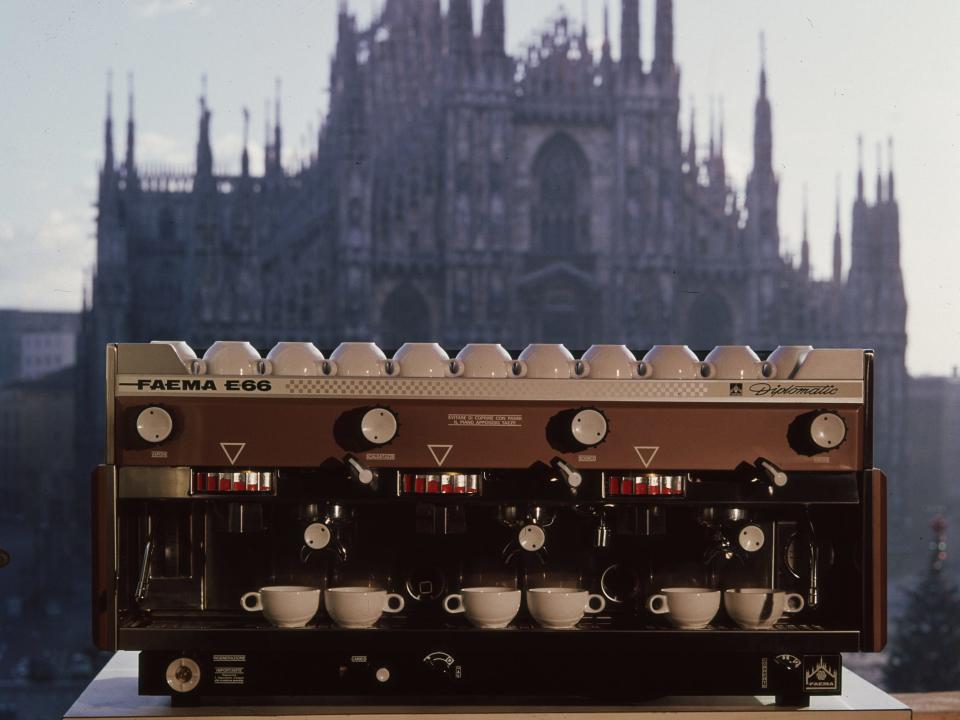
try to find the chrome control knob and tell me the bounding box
[165,657,200,693]
[136,406,173,443]
[570,408,608,448]
[548,407,609,452]
[809,411,847,451]
[360,408,398,446]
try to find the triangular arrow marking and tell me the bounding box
[220,442,247,466]
[634,446,659,468]
[427,444,453,467]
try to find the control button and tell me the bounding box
[165,657,200,693]
[570,408,608,447]
[809,411,847,451]
[304,522,331,549]
[360,408,398,445]
[738,524,766,552]
[375,667,391,683]
[136,407,173,443]
[519,524,546,551]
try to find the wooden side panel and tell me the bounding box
[862,469,887,651]
[91,465,117,650]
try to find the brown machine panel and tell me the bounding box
[116,397,863,471]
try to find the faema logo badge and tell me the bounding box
[803,656,840,692]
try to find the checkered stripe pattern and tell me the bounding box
[283,378,709,401]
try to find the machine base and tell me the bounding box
[140,649,843,704]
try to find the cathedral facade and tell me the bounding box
[78,0,908,517]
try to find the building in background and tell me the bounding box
[907,373,960,527]
[0,310,79,385]
[0,365,98,720]
[77,0,911,562]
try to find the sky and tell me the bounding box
[0,0,957,376]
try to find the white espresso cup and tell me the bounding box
[766,345,813,380]
[329,342,394,377]
[702,346,775,380]
[203,341,271,376]
[151,340,206,375]
[241,585,321,628]
[266,342,330,377]
[646,587,721,629]
[527,588,606,629]
[518,344,587,379]
[324,587,406,629]
[393,342,462,378]
[443,587,522,629]
[580,345,639,379]
[792,348,865,380]
[456,344,524,378]
[723,588,805,629]
[638,345,705,380]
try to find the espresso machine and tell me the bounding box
[92,341,886,706]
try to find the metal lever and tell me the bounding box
[135,536,154,605]
[553,459,582,493]
[756,458,788,488]
[594,515,611,549]
[345,456,375,486]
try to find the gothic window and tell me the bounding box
[532,134,590,255]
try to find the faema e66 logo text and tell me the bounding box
[126,378,273,392]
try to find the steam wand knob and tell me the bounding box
[756,458,788,489]
[345,456,375,486]
[552,459,582,494]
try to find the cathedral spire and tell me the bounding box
[241,106,250,179]
[125,72,136,178]
[264,98,272,170]
[273,77,283,175]
[718,96,725,160]
[800,184,810,278]
[449,0,474,79]
[856,134,864,201]
[620,0,640,70]
[708,96,715,159]
[103,70,115,176]
[759,32,767,98]
[600,2,613,86]
[833,175,843,283]
[752,33,773,173]
[875,141,883,204]
[887,137,895,202]
[195,74,213,180]
[687,99,697,165]
[653,0,674,77]
[480,0,504,60]
[745,33,780,258]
